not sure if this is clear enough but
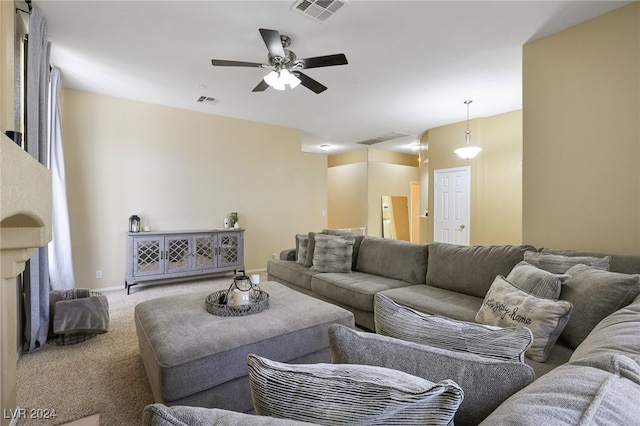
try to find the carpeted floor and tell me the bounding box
[16,274,255,426]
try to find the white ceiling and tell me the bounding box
[34,0,631,154]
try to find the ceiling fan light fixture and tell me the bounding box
[284,70,301,88]
[279,69,301,88]
[454,100,482,160]
[263,70,283,89]
[212,28,346,94]
[263,69,301,90]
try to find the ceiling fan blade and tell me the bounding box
[295,72,327,94]
[252,79,270,92]
[298,54,348,69]
[211,59,265,68]
[259,28,285,58]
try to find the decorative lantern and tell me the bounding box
[225,270,260,306]
[129,215,141,233]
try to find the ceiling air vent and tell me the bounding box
[356,131,409,146]
[291,0,346,23]
[196,96,220,105]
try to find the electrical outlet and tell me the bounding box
[96,270,103,279]
[272,253,277,260]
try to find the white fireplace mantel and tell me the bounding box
[1,136,52,424]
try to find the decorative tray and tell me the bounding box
[205,290,270,317]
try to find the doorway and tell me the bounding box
[381,196,410,241]
[433,167,470,245]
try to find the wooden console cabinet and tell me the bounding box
[125,229,244,294]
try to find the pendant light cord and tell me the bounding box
[465,100,472,145]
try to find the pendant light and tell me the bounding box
[454,100,482,160]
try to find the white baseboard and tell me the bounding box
[93,284,125,292]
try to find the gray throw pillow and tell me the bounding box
[475,276,573,363]
[328,324,534,426]
[310,234,355,273]
[506,261,570,299]
[524,251,611,274]
[302,232,317,268]
[295,234,309,265]
[560,264,640,349]
[247,353,463,426]
[374,294,533,362]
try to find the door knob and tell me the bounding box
[459,224,466,230]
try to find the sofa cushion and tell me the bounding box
[247,353,463,426]
[374,294,533,362]
[560,264,640,349]
[328,325,534,426]
[426,243,533,298]
[356,237,429,284]
[142,403,318,426]
[310,272,411,312]
[524,251,611,273]
[506,261,569,299]
[310,234,355,273]
[267,260,319,291]
[479,354,640,426]
[379,285,483,323]
[475,276,573,362]
[524,340,574,379]
[571,296,640,362]
[294,234,309,265]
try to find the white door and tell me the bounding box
[434,167,470,245]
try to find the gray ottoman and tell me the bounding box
[135,281,355,413]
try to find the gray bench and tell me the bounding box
[135,281,355,412]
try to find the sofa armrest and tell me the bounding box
[280,248,296,261]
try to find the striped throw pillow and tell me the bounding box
[524,252,610,274]
[375,293,533,362]
[247,354,463,426]
[506,261,570,299]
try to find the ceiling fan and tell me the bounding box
[211,28,348,94]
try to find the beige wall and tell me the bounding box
[327,153,368,230]
[327,149,419,237]
[62,89,328,290]
[522,3,640,255]
[421,110,523,245]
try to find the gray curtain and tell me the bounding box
[48,67,76,291]
[24,7,51,352]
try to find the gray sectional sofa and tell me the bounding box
[264,234,640,424]
[141,234,640,425]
